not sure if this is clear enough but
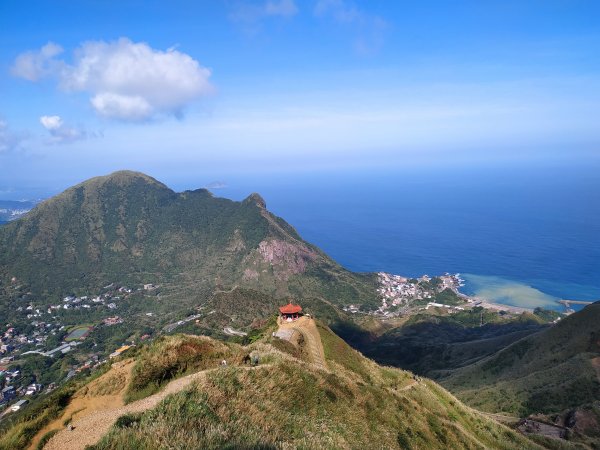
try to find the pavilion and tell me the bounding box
[279,302,303,321]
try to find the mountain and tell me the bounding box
[440,303,600,424]
[1,322,541,450]
[0,171,377,312]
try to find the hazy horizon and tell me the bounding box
[1,0,600,196]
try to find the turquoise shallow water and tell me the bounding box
[461,274,560,310]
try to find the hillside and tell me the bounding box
[0,171,377,319]
[440,303,600,421]
[1,324,544,450]
[356,308,548,376]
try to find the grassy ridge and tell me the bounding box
[124,335,234,403]
[84,330,541,450]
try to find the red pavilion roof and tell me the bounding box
[279,303,302,314]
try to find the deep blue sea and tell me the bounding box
[215,164,600,312]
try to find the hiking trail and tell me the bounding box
[275,316,327,370]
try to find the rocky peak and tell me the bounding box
[244,193,266,209]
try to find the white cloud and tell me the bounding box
[90,93,154,122]
[205,181,228,189]
[13,38,213,121]
[314,0,387,54]
[10,42,63,82]
[40,115,63,130]
[40,115,87,144]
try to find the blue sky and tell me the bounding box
[1,0,599,197]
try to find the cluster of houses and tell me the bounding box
[103,316,123,326]
[1,319,75,361]
[0,281,163,417]
[0,367,43,411]
[375,272,464,317]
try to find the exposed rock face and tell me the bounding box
[257,239,318,279]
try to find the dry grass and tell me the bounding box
[124,334,235,403]
[89,331,541,450]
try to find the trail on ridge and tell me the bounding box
[43,364,269,450]
[275,316,327,370]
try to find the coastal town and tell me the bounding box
[0,201,36,224]
[342,272,468,317]
[0,280,162,418]
[345,272,565,319]
[375,272,464,314]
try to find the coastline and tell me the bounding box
[457,293,534,314]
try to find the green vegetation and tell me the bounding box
[88,332,539,450]
[0,361,112,450]
[34,429,59,450]
[317,321,371,380]
[0,170,595,447]
[124,334,234,403]
[441,303,600,418]
[0,382,76,450]
[534,307,562,322]
[432,287,463,305]
[357,308,546,376]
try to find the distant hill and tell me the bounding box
[0,200,37,223]
[353,308,548,376]
[440,303,600,419]
[0,171,377,318]
[1,324,542,450]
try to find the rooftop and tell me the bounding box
[279,303,302,314]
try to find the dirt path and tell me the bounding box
[480,411,520,425]
[29,359,134,450]
[42,364,269,450]
[396,380,419,392]
[276,317,327,370]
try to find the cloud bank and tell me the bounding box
[10,42,64,81]
[13,38,213,121]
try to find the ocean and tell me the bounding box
[219,163,600,312]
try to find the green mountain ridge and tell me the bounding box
[0,171,377,309]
